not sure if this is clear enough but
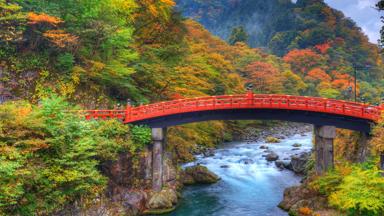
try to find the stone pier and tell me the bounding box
[356,132,370,163]
[314,125,336,174]
[151,128,166,192]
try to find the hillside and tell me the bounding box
[1,0,384,215]
[176,0,384,92]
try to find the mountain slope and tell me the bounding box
[176,0,384,101]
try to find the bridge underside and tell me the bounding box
[132,109,373,132]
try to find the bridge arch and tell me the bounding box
[85,93,383,191]
[86,93,381,133]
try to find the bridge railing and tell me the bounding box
[84,94,383,123]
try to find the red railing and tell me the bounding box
[84,93,383,123]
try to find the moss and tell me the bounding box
[143,207,176,215]
[266,136,281,143]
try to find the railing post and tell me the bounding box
[125,105,131,123]
[247,91,253,106]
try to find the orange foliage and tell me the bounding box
[43,30,78,48]
[315,42,331,54]
[332,79,351,90]
[245,61,283,93]
[283,49,325,75]
[331,71,352,80]
[27,12,62,26]
[170,93,184,100]
[298,207,313,215]
[305,68,331,83]
[330,71,358,92]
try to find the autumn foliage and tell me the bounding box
[43,30,78,48]
[314,42,331,54]
[27,12,62,26]
[245,61,283,93]
[305,68,331,83]
[283,49,325,75]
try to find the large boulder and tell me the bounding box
[290,152,310,174]
[279,184,339,215]
[145,189,178,214]
[275,160,292,170]
[183,165,220,185]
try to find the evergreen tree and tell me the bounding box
[228,26,248,45]
[377,0,384,46]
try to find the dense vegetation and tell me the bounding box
[0,96,147,214]
[0,0,383,215]
[177,0,384,103]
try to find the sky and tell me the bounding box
[324,0,383,44]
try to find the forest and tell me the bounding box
[0,0,384,215]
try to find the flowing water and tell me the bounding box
[165,132,313,216]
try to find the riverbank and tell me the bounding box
[55,122,314,216]
[163,123,314,216]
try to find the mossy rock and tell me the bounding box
[266,136,281,143]
[184,165,220,184]
[143,207,176,215]
[146,189,178,213]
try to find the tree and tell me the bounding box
[0,0,26,43]
[329,166,384,215]
[305,68,331,84]
[0,96,134,214]
[377,0,384,45]
[282,70,308,95]
[283,49,326,75]
[228,26,249,45]
[244,61,284,93]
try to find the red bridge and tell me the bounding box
[85,93,383,132]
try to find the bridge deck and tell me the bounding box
[84,94,383,124]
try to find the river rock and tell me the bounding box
[275,160,292,169]
[145,189,177,214]
[259,145,268,149]
[292,143,302,147]
[265,136,281,143]
[265,152,279,161]
[183,165,220,185]
[279,184,335,215]
[239,158,254,164]
[203,148,215,157]
[220,165,230,168]
[290,152,310,174]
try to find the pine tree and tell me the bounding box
[228,26,248,45]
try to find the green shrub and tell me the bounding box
[56,53,74,72]
[0,96,132,215]
[329,166,384,216]
[129,125,152,151]
[311,162,384,216]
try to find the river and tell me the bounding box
[165,132,313,216]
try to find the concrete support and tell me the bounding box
[314,125,336,174]
[356,132,370,163]
[151,128,166,192]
